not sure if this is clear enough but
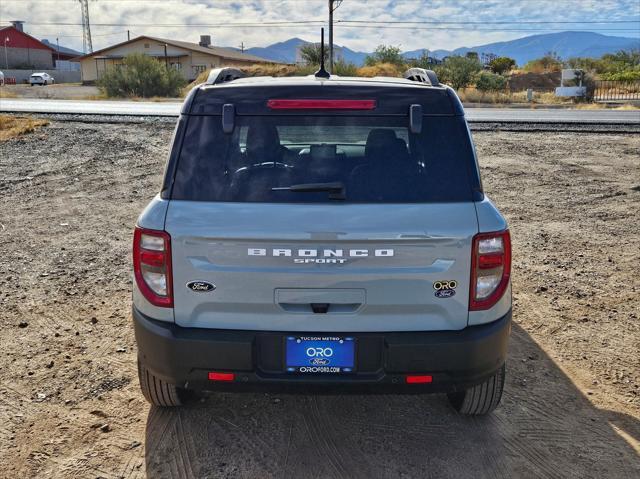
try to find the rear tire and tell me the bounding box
[447,363,505,415]
[138,359,183,407]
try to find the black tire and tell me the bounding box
[447,363,505,415]
[137,359,183,407]
[43,81,47,86]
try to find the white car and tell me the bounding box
[30,73,55,86]
[0,71,5,86]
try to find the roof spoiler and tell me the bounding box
[205,67,247,85]
[403,68,440,87]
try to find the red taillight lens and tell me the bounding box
[470,230,511,311]
[406,375,433,384]
[133,226,173,308]
[208,372,235,382]
[267,99,376,110]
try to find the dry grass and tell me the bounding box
[458,88,571,105]
[82,93,109,101]
[356,63,404,78]
[575,103,640,110]
[0,115,49,142]
[0,88,18,99]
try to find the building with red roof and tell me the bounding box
[1,22,55,70]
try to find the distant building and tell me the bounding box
[75,35,279,83]
[0,22,55,69]
[40,39,82,63]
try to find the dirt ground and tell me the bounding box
[1,84,101,100]
[0,120,638,478]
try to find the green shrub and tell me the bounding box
[299,43,329,66]
[98,53,186,98]
[333,59,358,76]
[489,57,516,75]
[438,56,483,90]
[365,45,405,67]
[475,71,507,92]
[523,53,562,73]
[599,70,640,81]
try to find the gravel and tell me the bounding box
[0,119,638,478]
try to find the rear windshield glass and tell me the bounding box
[171,115,475,203]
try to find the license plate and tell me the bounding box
[285,336,355,373]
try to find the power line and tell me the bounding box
[338,20,640,25]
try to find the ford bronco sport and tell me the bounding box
[132,66,512,415]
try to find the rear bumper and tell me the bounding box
[133,308,511,393]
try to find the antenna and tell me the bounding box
[314,28,330,79]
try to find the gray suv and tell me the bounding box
[132,67,512,415]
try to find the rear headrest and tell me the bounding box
[365,129,398,157]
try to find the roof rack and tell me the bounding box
[403,68,440,87]
[205,67,247,85]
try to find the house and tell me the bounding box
[0,22,55,69]
[75,35,279,84]
[40,39,82,63]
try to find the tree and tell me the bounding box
[523,52,563,73]
[489,56,516,75]
[299,43,329,66]
[97,53,186,98]
[365,45,405,66]
[439,55,482,90]
[475,71,507,92]
[466,51,479,61]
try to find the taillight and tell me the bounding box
[267,99,376,110]
[470,230,511,311]
[133,226,173,308]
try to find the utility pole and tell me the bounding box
[163,44,168,68]
[127,30,130,41]
[328,0,342,73]
[78,0,93,53]
[3,36,9,70]
[56,37,60,64]
[240,41,244,53]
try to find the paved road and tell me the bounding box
[2,98,640,123]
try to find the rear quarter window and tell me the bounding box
[170,115,477,203]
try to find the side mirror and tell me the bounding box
[409,104,422,134]
[222,103,235,134]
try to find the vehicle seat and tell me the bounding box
[349,129,419,201]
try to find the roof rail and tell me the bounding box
[403,68,440,87]
[205,67,247,85]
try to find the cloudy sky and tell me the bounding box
[1,0,639,53]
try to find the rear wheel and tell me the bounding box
[137,359,183,407]
[447,363,505,415]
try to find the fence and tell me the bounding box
[593,80,640,101]
[0,69,81,84]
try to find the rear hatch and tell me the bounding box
[165,86,480,332]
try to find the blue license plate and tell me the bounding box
[286,336,355,373]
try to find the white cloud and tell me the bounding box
[0,0,637,53]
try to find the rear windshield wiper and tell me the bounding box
[272,182,346,200]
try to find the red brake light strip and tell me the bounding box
[267,99,376,110]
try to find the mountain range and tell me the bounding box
[229,31,639,66]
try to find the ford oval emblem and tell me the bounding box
[311,358,330,366]
[186,281,216,292]
[435,289,456,298]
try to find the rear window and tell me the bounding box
[171,115,476,203]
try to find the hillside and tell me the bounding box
[229,31,639,66]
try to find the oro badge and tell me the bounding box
[434,280,457,298]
